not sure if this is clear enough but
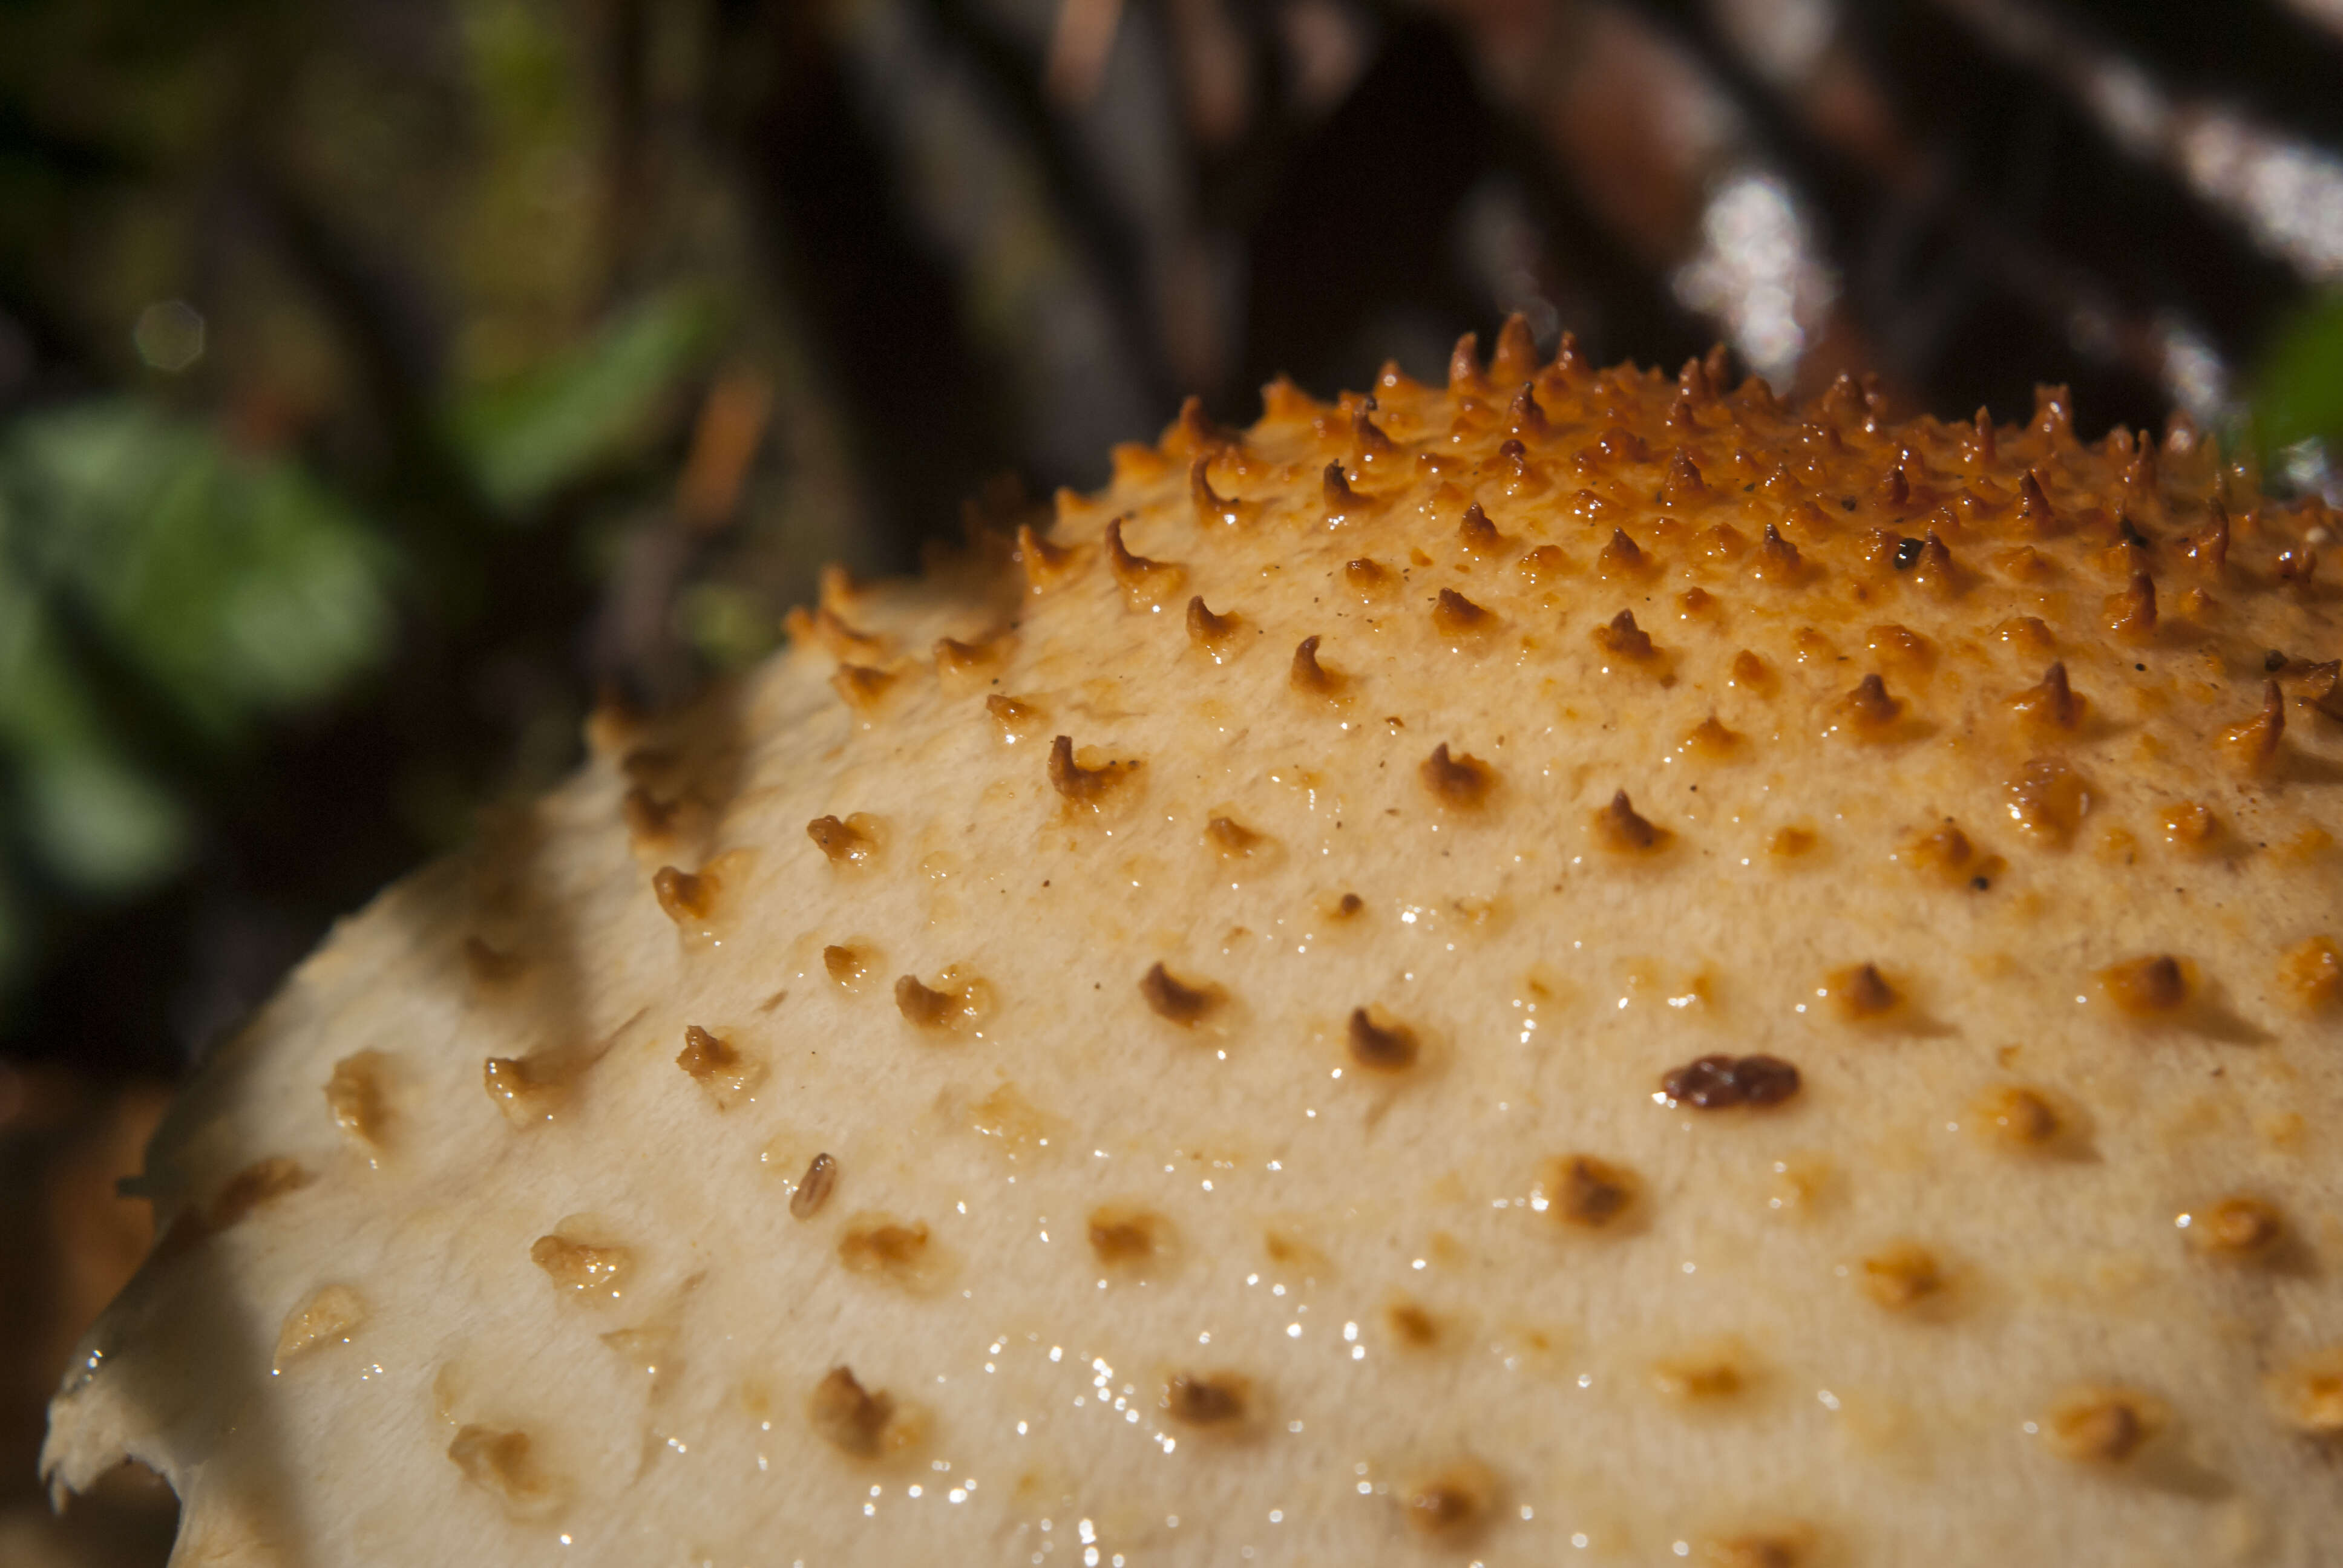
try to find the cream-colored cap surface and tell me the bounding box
[44,328,2343,1566]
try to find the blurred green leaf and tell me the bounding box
[0,565,191,893]
[0,400,396,740]
[2250,289,2343,461]
[18,748,189,893]
[448,287,719,512]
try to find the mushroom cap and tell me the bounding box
[45,346,2343,1567]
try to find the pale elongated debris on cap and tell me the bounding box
[44,325,2343,1567]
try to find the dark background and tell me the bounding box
[3,0,2341,1557]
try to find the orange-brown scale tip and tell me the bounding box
[1458,502,1505,554]
[830,663,899,711]
[933,633,1004,679]
[2011,662,2085,733]
[1353,406,1396,455]
[1492,312,1539,383]
[1686,715,1742,756]
[1163,1373,1248,1427]
[1186,595,1239,651]
[1837,673,1905,734]
[1598,528,1649,578]
[2220,680,2286,773]
[1508,383,1550,439]
[1141,961,1219,1027]
[1047,734,1137,803]
[1204,815,1266,857]
[1433,587,1494,636]
[894,974,958,1028]
[2187,500,2229,572]
[1421,742,1494,808]
[2100,954,2189,1015]
[1175,394,1229,454]
[1832,962,1899,1019]
[1323,460,1364,514]
[806,814,876,866]
[1014,522,1081,590]
[1909,528,1960,596]
[1971,407,1996,466]
[1105,517,1183,604]
[2104,569,2157,639]
[2043,1388,2157,1464]
[1290,635,1343,697]
[2019,470,2058,533]
[808,1366,894,1457]
[652,866,711,924]
[1594,609,1655,661]
[1548,1154,1639,1228]
[1189,456,1247,527]
[2032,384,2074,440]
[1343,557,1395,597]
[1447,331,1486,394]
[1755,521,1803,581]
[1662,448,1705,503]
[676,1024,741,1082]
[1678,354,1715,403]
[1552,330,1588,379]
[621,787,680,844]
[1594,790,1665,852]
[2302,659,2343,722]
[1666,396,1699,434]
[2180,1195,2285,1261]
[1346,1007,1419,1072]
[2276,540,2319,584]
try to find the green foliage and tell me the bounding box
[447,286,721,512]
[2250,289,2343,466]
[0,402,395,906]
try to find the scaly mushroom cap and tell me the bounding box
[45,336,2343,1567]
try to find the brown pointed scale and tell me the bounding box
[48,333,2343,1568]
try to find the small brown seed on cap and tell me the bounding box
[790,1153,837,1220]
